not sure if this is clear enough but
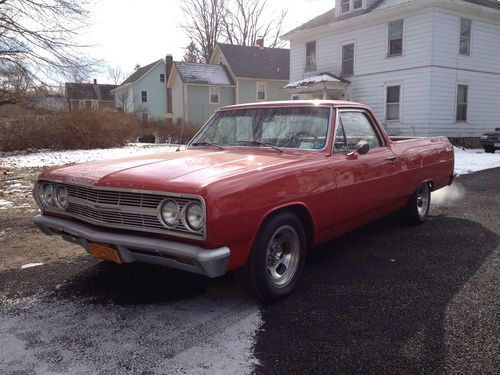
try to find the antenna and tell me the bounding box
[176,118,185,152]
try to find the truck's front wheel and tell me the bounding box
[235,212,307,303]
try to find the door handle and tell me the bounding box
[385,155,398,161]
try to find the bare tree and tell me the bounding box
[183,41,203,63]
[0,0,96,104]
[107,64,127,85]
[180,0,287,63]
[222,0,287,48]
[180,0,227,63]
[0,64,30,104]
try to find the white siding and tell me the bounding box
[290,9,434,82]
[287,4,500,138]
[349,68,432,136]
[428,10,500,137]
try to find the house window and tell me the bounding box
[141,90,148,103]
[341,0,350,13]
[305,41,316,72]
[456,84,468,122]
[160,73,165,82]
[257,82,267,101]
[388,20,404,57]
[342,43,354,76]
[459,18,471,56]
[291,95,300,100]
[210,86,220,104]
[354,0,362,9]
[386,85,400,121]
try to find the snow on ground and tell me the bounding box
[0,289,261,374]
[0,199,13,210]
[0,143,183,169]
[453,147,500,175]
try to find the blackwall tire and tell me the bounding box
[403,182,431,225]
[234,212,307,303]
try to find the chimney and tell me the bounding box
[93,79,97,85]
[256,38,264,50]
[165,54,173,114]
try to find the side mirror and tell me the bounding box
[347,141,370,156]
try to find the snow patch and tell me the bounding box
[0,143,183,169]
[21,263,44,269]
[0,291,261,374]
[454,147,500,175]
[0,199,13,209]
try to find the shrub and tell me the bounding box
[141,120,199,144]
[0,110,143,152]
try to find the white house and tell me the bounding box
[282,0,500,139]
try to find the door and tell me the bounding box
[330,109,400,226]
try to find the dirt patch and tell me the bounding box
[0,167,86,271]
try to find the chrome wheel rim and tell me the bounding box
[266,225,300,288]
[417,183,430,217]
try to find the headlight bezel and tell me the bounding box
[34,181,69,211]
[54,185,69,209]
[183,201,205,232]
[158,198,181,228]
[41,183,54,207]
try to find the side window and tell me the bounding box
[335,111,383,152]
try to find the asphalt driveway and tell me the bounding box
[0,168,498,374]
[256,168,499,374]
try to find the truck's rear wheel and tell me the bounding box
[403,182,431,225]
[234,212,307,303]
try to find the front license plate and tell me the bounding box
[89,243,121,264]
[494,143,500,147]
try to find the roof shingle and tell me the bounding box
[120,60,162,86]
[217,43,290,80]
[65,83,118,101]
[174,62,235,86]
[283,0,500,36]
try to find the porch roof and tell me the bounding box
[284,73,350,89]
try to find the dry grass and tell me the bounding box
[0,105,202,152]
[0,110,143,151]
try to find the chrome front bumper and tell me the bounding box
[33,215,230,278]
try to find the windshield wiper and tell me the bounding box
[191,142,224,150]
[235,140,283,153]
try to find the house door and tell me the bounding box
[329,109,401,228]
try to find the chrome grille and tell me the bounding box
[42,182,205,239]
[65,185,165,208]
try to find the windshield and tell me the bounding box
[189,106,331,150]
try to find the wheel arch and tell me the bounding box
[257,203,315,248]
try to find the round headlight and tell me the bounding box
[41,183,54,206]
[159,199,179,227]
[55,186,69,209]
[185,202,204,231]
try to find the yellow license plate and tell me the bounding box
[89,243,121,264]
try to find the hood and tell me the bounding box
[41,148,311,193]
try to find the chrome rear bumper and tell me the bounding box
[33,215,230,278]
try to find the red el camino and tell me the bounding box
[33,101,455,302]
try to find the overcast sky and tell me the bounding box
[84,0,333,83]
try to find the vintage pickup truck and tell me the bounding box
[33,101,455,302]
